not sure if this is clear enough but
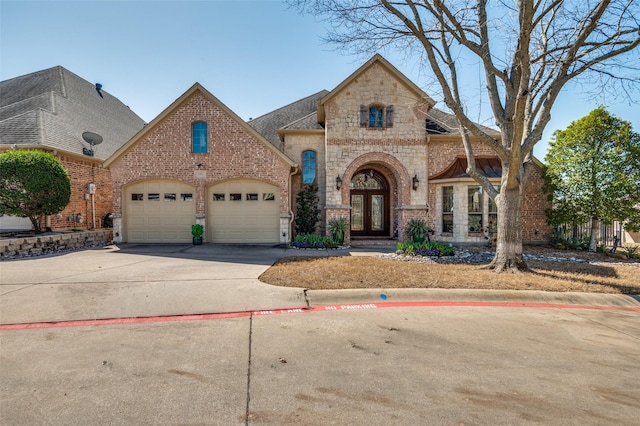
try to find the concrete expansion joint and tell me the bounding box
[245,314,253,426]
[303,289,311,308]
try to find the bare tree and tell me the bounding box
[288,0,640,272]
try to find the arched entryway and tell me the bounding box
[350,169,390,237]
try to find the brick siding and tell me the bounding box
[108,90,292,222]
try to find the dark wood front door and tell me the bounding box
[350,170,389,237]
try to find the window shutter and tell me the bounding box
[359,104,367,127]
[386,105,394,128]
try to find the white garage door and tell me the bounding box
[124,180,195,243]
[207,180,280,244]
[0,215,32,231]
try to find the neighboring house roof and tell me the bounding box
[430,156,503,180]
[0,66,145,160]
[247,90,329,150]
[104,83,296,169]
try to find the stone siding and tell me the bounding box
[0,229,113,259]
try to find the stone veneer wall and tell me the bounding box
[427,138,551,243]
[0,229,113,259]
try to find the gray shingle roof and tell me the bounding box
[0,66,145,160]
[280,112,324,131]
[426,106,500,137]
[247,90,329,150]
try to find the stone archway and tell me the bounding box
[338,153,412,239]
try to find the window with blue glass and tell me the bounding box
[302,150,316,184]
[360,104,394,128]
[192,121,208,153]
[369,106,384,128]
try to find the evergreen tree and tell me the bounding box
[294,184,321,235]
[544,107,640,251]
[0,150,71,232]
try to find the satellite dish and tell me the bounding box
[82,131,103,146]
[82,131,103,157]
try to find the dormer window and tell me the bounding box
[360,104,394,129]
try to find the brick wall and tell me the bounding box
[34,154,113,231]
[108,90,293,230]
[427,138,550,243]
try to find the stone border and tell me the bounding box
[0,230,113,260]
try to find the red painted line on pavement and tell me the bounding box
[1,301,638,331]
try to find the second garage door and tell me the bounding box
[207,180,280,244]
[124,180,196,243]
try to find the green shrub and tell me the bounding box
[620,245,640,259]
[291,234,337,249]
[396,241,455,256]
[295,185,321,235]
[0,149,71,231]
[327,217,349,245]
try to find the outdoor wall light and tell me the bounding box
[336,176,342,190]
[412,175,419,190]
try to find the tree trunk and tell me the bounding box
[29,215,41,232]
[589,216,599,252]
[484,186,530,273]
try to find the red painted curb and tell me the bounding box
[1,301,638,331]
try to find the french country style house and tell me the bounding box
[104,54,550,245]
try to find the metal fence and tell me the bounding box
[555,221,624,247]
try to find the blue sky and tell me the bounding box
[2,0,638,161]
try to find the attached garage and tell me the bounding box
[207,179,280,244]
[124,180,195,243]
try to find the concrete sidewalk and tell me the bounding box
[1,243,638,325]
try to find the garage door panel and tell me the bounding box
[207,180,280,244]
[124,180,195,243]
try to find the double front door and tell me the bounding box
[349,170,389,237]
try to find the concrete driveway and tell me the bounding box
[0,244,310,324]
[1,244,639,425]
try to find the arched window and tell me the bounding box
[302,150,316,184]
[192,121,208,153]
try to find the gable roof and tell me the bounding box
[104,83,296,168]
[0,66,145,160]
[318,54,436,123]
[247,90,328,150]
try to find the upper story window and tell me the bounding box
[369,106,384,128]
[192,121,208,153]
[302,150,317,184]
[360,104,394,129]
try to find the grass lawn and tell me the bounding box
[259,246,640,294]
